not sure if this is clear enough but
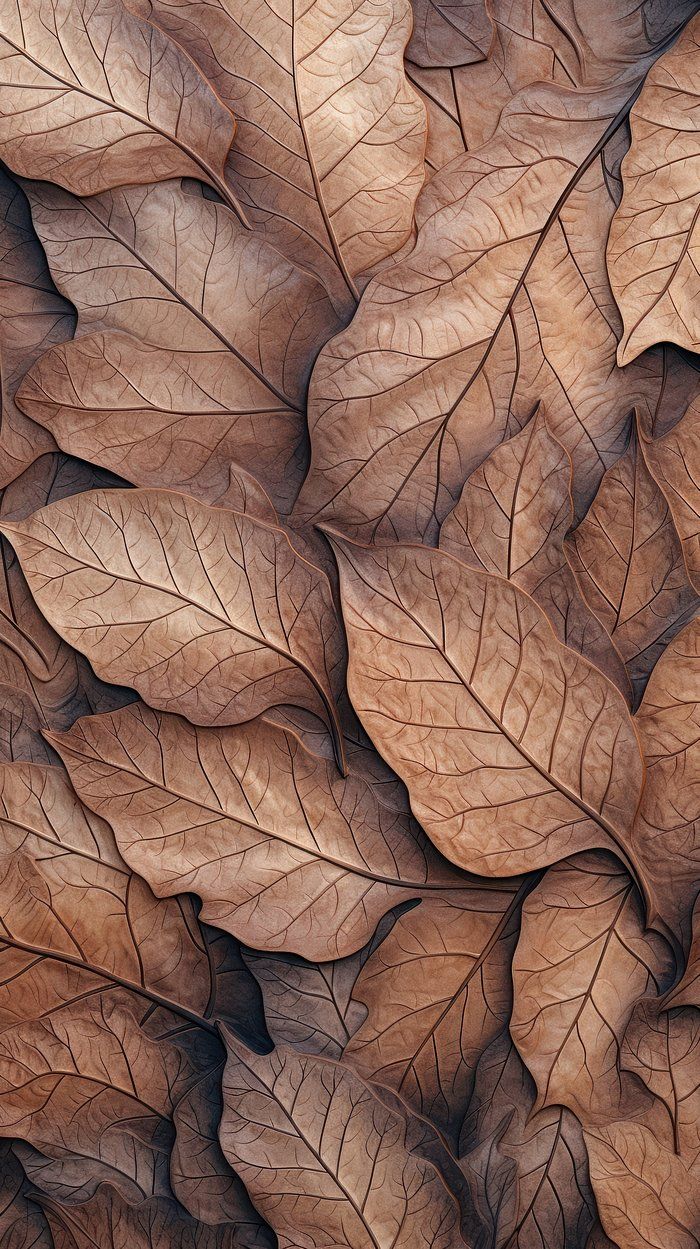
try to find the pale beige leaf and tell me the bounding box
[0,488,346,762]
[0,0,240,208]
[607,14,700,363]
[219,1037,464,1249]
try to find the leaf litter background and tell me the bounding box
[0,0,698,1246]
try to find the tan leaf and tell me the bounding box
[0,0,240,210]
[607,13,700,363]
[440,408,631,699]
[585,1120,699,1249]
[461,1032,598,1249]
[292,66,684,545]
[632,617,700,942]
[132,0,426,313]
[566,421,698,705]
[343,885,525,1152]
[642,398,700,593]
[0,488,346,764]
[48,701,467,960]
[219,1036,464,1249]
[16,181,334,513]
[37,1188,272,1249]
[330,535,649,891]
[510,852,674,1124]
[0,171,74,487]
[622,999,700,1165]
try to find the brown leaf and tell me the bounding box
[510,852,674,1124]
[37,1188,272,1249]
[622,999,700,1165]
[131,0,426,314]
[584,1120,699,1249]
[0,488,347,764]
[666,896,700,1011]
[0,170,74,488]
[292,63,685,545]
[330,535,649,891]
[566,420,699,705]
[242,905,411,1059]
[343,885,526,1152]
[48,701,467,961]
[461,1032,598,1249]
[16,180,334,514]
[632,617,700,942]
[642,398,700,593]
[0,0,241,210]
[607,13,700,363]
[440,408,631,699]
[0,1140,53,1248]
[219,1036,465,1249]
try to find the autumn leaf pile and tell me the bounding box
[0,0,699,1246]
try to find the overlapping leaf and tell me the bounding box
[0,488,347,763]
[47,701,472,959]
[132,0,427,314]
[15,180,333,513]
[0,0,240,207]
[219,1036,464,1249]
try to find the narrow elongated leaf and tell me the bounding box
[642,399,700,593]
[567,422,698,704]
[343,885,525,1152]
[330,535,648,891]
[48,701,464,960]
[16,181,334,512]
[1,488,346,763]
[607,13,700,362]
[0,0,240,209]
[632,618,700,941]
[510,852,674,1124]
[219,1036,464,1249]
[440,408,631,698]
[133,0,427,312]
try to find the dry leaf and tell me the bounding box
[642,398,700,593]
[461,1032,598,1249]
[0,1140,53,1248]
[566,420,698,705]
[16,180,334,513]
[132,0,427,313]
[330,534,650,891]
[0,170,74,488]
[632,617,700,942]
[219,1036,464,1249]
[510,852,674,1124]
[607,13,700,363]
[0,488,347,764]
[440,408,631,698]
[343,884,526,1152]
[48,701,466,960]
[622,999,700,1164]
[0,0,241,210]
